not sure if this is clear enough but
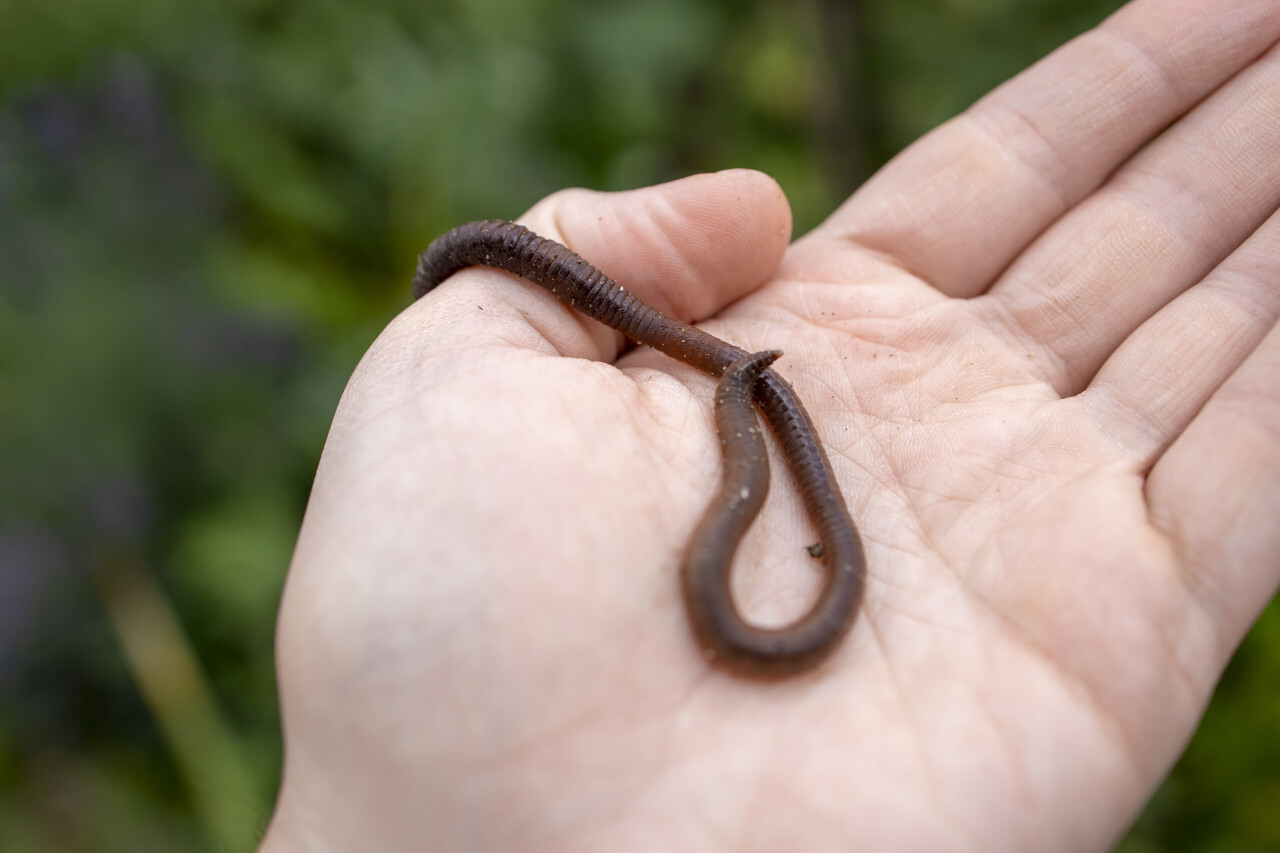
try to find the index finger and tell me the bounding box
[808,0,1280,297]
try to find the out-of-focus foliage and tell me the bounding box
[0,0,1274,851]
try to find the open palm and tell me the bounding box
[265,1,1280,850]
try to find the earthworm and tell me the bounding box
[412,220,864,676]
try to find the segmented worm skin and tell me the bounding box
[412,220,864,676]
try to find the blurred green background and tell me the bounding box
[0,0,1275,850]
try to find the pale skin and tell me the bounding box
[262,0,1280,849]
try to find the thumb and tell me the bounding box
[511,169,793,361]
[525,169,792,323]
[401,169,792,366]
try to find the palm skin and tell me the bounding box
[263,1,1280,850]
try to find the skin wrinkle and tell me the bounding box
[788,340,894,511]
[882,386,1057,537]
[1121,76,1274,254]
[906,446,1044,592]
[447,276,600,363]
[1156,406,1280,640]
[1087,378,1188,460]
[901,474,993,553]
[1100,601,1198,778]
[1018,236,1141,361]
[1053,547,1182,752]
[1217,40,1280,130]
[1114,168,1223,268]
[1201,266,1280,330]
[1213,377,1280,442]
[615,211,697,317]
[964,101,1075,221]
[978,294,1087,395]
[660,215,721,319]
[1145,587,1207,743]
[826,224,938,291]
[796,233,921,290]
[802,245,919,308]
[1096,18,1192,113]
[330,343,437,439]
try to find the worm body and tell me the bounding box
[413,220,864,676]
[682,349,862,675]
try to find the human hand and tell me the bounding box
[263,0,1280,849]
